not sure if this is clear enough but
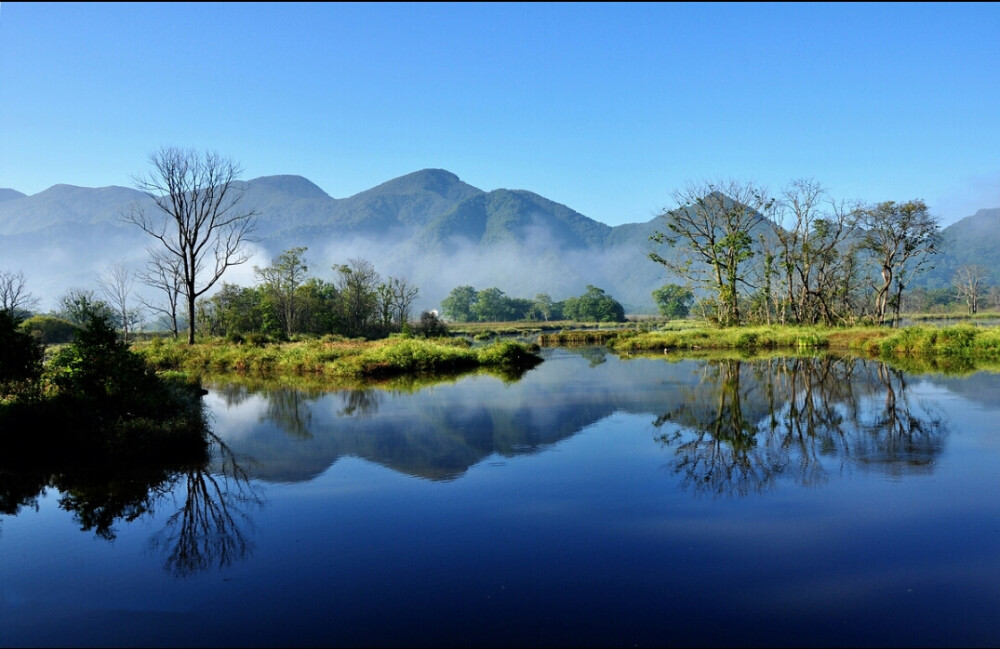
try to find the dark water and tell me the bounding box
[3,348,1000,647]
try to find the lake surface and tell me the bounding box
[3,347,1000,647]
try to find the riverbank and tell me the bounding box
[133,335,543,379]
[590,323,1000,376]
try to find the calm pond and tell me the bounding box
[3,347,1000,647]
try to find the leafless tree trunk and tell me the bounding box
[953,264,990,315]
[139,249,184,339]
[0,270,39,318]
[99,262,144,343]
[388,276,419,328]
[124,147,258,343]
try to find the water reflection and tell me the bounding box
[149,435,264,577]
[0,433,262,576]
[200,351,957,489]
[338,389,382,419]
[653,357,948,495]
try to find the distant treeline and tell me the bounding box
[439,284,627,323]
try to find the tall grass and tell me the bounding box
[606,323,1000,366]
[134,335,542,380]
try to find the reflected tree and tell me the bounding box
[57,469,178,541]
[149,434,264,577]
[263,387,317,439]
[338,389,382,419]
[1,433,263,577]
[655,359,782,496]
[853,363,946,476]
[654,356,949,495]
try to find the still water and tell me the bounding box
[3,347,1000,647]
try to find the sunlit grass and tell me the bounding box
[132,334,542,380]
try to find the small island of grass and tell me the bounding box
[132,335,543,379]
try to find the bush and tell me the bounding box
[413,311,449,337]
[0,311,44,397]
[47,314,176,420]
[19,314,79,345]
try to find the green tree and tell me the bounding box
[473,287,512,322]
[531,293,554,321]
[440,285,477,322]
[563,285,626,322]
[413,310,448,337]
[650,181,774,327]
[335,258,380,338]
[857,199,942,326]
[297,278,340,335]
[19,315,78,345]
[197,283,273,338]
[652,284,694,319]
[59,289,117,328]
[255,247,310,338]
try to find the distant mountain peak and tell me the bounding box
[0,188,26,203]
[244,175,330,199]
[365,168,480,198]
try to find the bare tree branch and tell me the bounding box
[124,147,258,343]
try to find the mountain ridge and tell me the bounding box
[1,168,996,313]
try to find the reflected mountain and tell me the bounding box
[203,349,957,489]
[653,356,949,495]
[0,433,262,576]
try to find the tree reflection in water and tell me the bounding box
[654,357,948,496]
[0,432,263,577]
[149,433,264,577]
[337,389,382,419]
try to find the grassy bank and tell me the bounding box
[604,323,1000,364]
[133,335,543,379]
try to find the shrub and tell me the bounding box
[413,311,449,337]
[47,314,174,420]
[0,311,44,397]
[19,314,79,345]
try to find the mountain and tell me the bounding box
[919,207,1000,289]
[1,168,996,315]
[0,188,26,203]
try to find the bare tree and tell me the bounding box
[0,270,39,319]
[988,286,1000,311]
[388,276,419,328]
[650,180,775,326]
[124,147,258,343]
[857,200,942,327]
[770,180,861,326]
[139,248,184,339]
[98,262,144,343]
[953,264,990,315]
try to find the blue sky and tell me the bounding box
[1,2,998,226]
